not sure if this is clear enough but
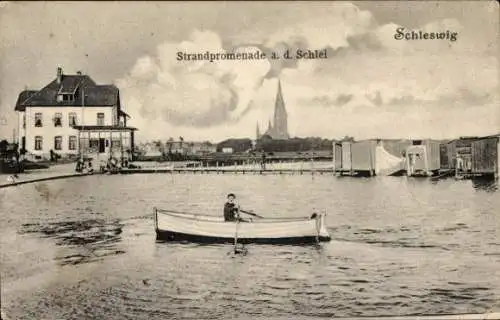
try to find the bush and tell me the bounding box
[255,137,333,152]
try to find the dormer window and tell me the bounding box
[57,94,74,102]
[97,112,105,126]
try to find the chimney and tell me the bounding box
[76,70,82,75]
[57,67,63,84]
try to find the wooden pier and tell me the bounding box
[119,167,338,175]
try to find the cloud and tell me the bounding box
[260,2,375,77]
[116,3,383,138]
[305,94,355,108]
[117,30,271,128]
[118,3,379,135]
[288,37,497,113]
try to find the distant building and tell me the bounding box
[257,80,290,140]
[164,140,216,155]
[186,142,217,155]
[15,67,136,161]
[141,142,162,157]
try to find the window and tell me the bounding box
[89,139,99,149]
[68,136,77,150]
[97,113,105,126]
[22,114,26,129]
[111,139,122,148]
[54,136,62,150]
[34,136,43,150]
[54,113,62,127]
[69,112,77,126]
[34,113,43,127]
[57,94,74,102]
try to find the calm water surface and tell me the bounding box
[1,174,499,319]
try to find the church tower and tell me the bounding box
[256,122,260,140]
[262,79,290,139]
[272,80,289,139]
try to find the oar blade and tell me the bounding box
[240,209,265,219]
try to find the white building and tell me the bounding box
[15,67,136,161]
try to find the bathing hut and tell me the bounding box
[470,134,500,179]
[340,141,352,174]
[350,140,377,176]
[339,139,407,176]
[405,140,441,177]
[439,137,477,177]
[332,141,342,173]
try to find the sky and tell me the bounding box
[0,1,498,142]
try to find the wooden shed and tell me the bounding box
[471,135,500,178]
[331,141,342,172]
[405,139,441,177]
[339,139,406,176]
[439,137,476,172]
[350,139,377,175]
[340,141,352,173]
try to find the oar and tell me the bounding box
[239,209,265,219]
[234,218,239,253]
[234,218,247,254]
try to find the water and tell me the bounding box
[1,174,499,319]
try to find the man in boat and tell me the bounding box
[223,193,249,222]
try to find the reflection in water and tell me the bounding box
[34,182,65,202]
[19,219,125,266]
[472,178,498,193]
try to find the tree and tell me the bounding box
[340,136,355,142]
[0,140,8,153]
[166,137,174,154]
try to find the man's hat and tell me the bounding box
[227,193,236,198]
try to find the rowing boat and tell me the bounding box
[153,208,331,245]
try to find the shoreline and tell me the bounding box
[0,172,97,189]
[0,163,97,189]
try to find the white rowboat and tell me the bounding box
[153,208,331,245]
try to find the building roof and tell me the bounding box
[480,133,500,138]
[15,70,120,111]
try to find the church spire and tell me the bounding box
[272,79,289,139]
[276,80,286,110]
